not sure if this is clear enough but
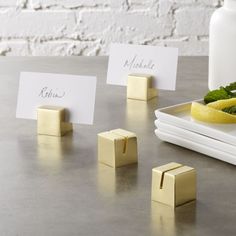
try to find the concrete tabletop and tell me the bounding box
[0,57,235,236]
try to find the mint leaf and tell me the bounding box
[225,82,236,92]
[204,88,232,104]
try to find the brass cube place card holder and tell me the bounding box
[127,74,158,101]
[98,128,138,168]
[37,105,73,137]
[152,162,196,207]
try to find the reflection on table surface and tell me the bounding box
[151,201,196,236]
[97,163,138,197]
[37,134,73,172]
[125,98,158,134]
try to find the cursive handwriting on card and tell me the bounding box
[123,55,156,70]
[39,87,65,99]
[107,43,178,90]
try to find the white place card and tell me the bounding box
[16,72,97,125]
[107,43,178,90]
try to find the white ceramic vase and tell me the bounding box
[209,0,236,90]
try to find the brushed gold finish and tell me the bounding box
[37,105,73,137]
[127,74,158,101]
[152,162,196,207]
[98,128,138,168]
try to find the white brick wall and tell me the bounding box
[0,0,223,56]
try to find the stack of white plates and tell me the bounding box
[154,100,236,165]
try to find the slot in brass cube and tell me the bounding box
[37,106,73,137]
[152,162,196,207]
[127,74,158,101]
[98,129,138,168]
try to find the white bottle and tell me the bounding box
[209,0,236,90]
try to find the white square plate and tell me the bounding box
[155,100,236,146]
[155,128,236,165]
[155,119,236,156]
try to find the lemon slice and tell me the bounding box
[207,98,236,110]
[191,101,236,123]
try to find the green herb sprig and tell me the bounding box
[222,106,236,115]
[204,82,236,104]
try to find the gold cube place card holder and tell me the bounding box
[127,74,158,101]
[98,128,138,168]
[37,105,73,137]
[151,162,196,207]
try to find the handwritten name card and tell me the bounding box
[107,43,178,90]
[16,72,97,125]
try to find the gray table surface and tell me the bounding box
[0,57,235,236]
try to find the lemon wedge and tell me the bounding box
[191,101,236,123]
[207,98,236,110]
